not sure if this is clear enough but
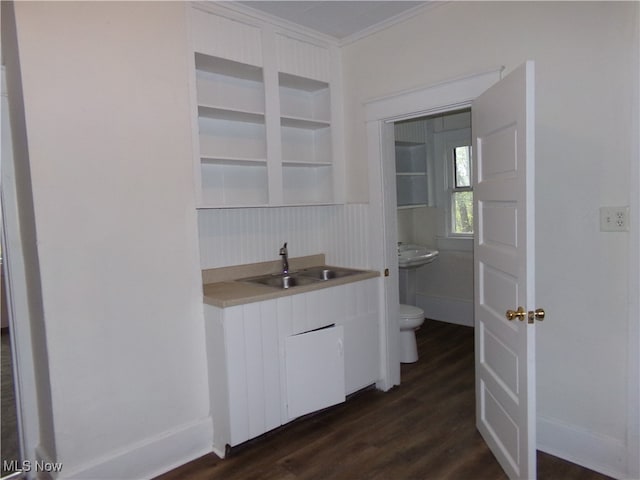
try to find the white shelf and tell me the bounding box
[201,156,267,166]
[397,204,428,210]
[195,53,262,81]
[282,160,332,167]
[198,105,264,124]
[195,53,265,117]
[280,116,330,130]
[279,72,330,125]
[279,72,328,92]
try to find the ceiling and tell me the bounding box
[237,1,428,41]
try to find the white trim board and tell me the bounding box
[416,294,473,328]
[627,6,640,478]
[538,415,627,480]
[62,419,212,480]
[364,67,505,122]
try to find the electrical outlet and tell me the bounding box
[600,206,630,232]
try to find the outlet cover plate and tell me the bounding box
[600,206,630,232]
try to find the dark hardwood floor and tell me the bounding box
[157,320,613,480]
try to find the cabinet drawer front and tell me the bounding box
[278,287,344,336]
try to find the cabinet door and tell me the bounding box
[285,325,345,420]
[224,302,281,446]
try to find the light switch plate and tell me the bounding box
[600,206,630,232]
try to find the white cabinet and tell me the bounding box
[285,325,345,420]
[189,6,342,208]
[204,300,282,452]
[203,278,378,456]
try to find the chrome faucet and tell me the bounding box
[279,242,289,275]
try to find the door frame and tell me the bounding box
[364,67,503,390]
[2,60,43,477]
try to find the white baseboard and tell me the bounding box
[59,418,212,479]
[33,444,59,480]
[415,294,473,327]
[537,414,628,479]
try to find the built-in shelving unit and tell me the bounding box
[279,72,333,205]
[189,6,342,208]
[395,141,428,208]
[194,52,268,206]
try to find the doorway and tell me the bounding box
[364,68,502,391]
[393,109,473,327]
[368,62,546,479]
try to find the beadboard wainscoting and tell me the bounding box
[198,204,370,269]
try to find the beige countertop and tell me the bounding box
[202,254,379,308]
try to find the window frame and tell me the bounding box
[444,141,473,239]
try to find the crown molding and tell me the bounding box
[193,1,340,46]
[192,1,448,48]
[339,1,449,47]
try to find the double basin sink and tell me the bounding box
[241,266,362,290]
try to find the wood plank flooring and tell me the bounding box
[157,320,613,480]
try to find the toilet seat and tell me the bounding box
[399,304,424,320]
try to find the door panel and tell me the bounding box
[285,325,345,420]
[473,61,536,479]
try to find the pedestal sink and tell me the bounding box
[398,244,439,268]
[398,244,439,305]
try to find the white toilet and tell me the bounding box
[399,304,425,363]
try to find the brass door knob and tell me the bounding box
[506,306,526,321]
[528,308,545,323]
[506,307,546,323]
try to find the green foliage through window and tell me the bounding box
[452,191,473,234]
[452,146,473,235]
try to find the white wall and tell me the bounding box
[343,2,639,477]
[10,2,210,477]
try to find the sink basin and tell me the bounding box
[243,273,319,289]
[398,244,439,268]
[241,266,364,289]
[298,266,362,280]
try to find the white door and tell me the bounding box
[473,61,540,479]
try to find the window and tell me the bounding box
[451,145,473,235]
